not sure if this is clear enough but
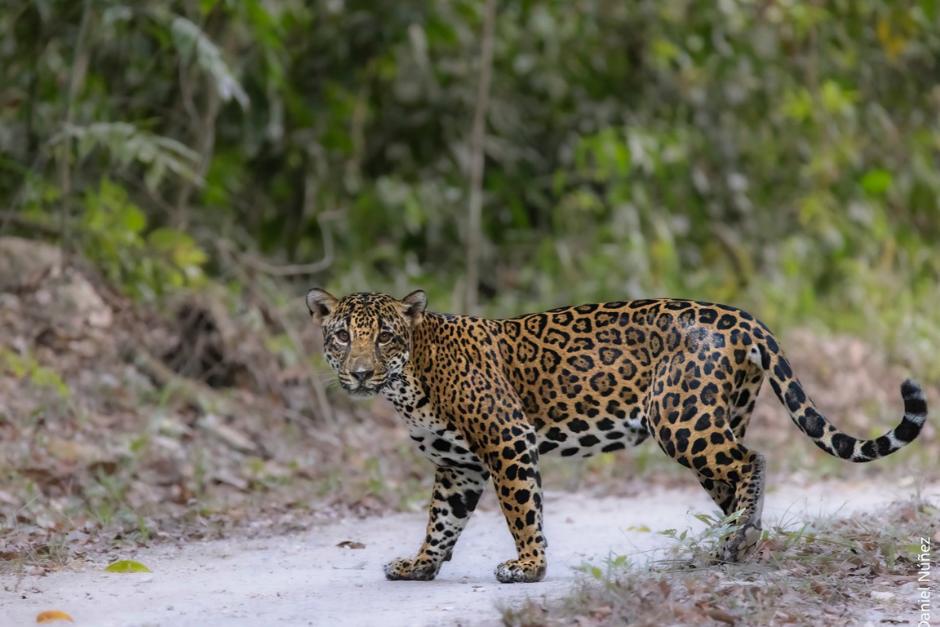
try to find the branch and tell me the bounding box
[214,210,340,277]
[464,0,497,313]
[172,16,223,230]
[57,0,93,256]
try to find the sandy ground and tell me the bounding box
[2,479,936,627]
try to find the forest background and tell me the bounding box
[2,0,938,364]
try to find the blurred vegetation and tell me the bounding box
[1,0,939,370]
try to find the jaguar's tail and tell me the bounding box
[755,339,927,462]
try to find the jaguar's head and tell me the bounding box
[306,289,427,396]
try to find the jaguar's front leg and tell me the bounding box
[488,429,547,583]
[384,465,488,581]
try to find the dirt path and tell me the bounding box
[3,479,936,626]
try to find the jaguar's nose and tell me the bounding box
[351,368,374,383]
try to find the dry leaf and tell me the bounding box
[702,606,737,625]
[590,605,613,620]
[658,579,672,598]
[36,610,74,623]
[337,540,365,549]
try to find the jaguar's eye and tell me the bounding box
[335,330,350,343]
[378,331,394,344]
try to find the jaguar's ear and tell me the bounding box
[401,289,427,323]
[306,288,338,321]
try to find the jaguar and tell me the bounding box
[306,288,928,583]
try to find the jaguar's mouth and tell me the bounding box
[344,384,378,397]
[340,377,389,397]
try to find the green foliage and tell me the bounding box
[0,348,71,399]
[168,13,249,109]
[1,1,938,366]
[52,122,201,190]
[80,180,207,299]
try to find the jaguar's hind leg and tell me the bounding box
[646,357,766,563]
[714,449,766,562]
[693,463,766,564]
[696,476,734,515]
[696,370,762,516]
[729,366,764,440]
[714,371,768,561]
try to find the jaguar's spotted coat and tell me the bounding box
[306,289,928,583]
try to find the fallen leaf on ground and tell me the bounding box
[590,605,613,620]
[105,559,152,573]
[36,610,74,623]
[701,606,737,625]
[337,540,365,549]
